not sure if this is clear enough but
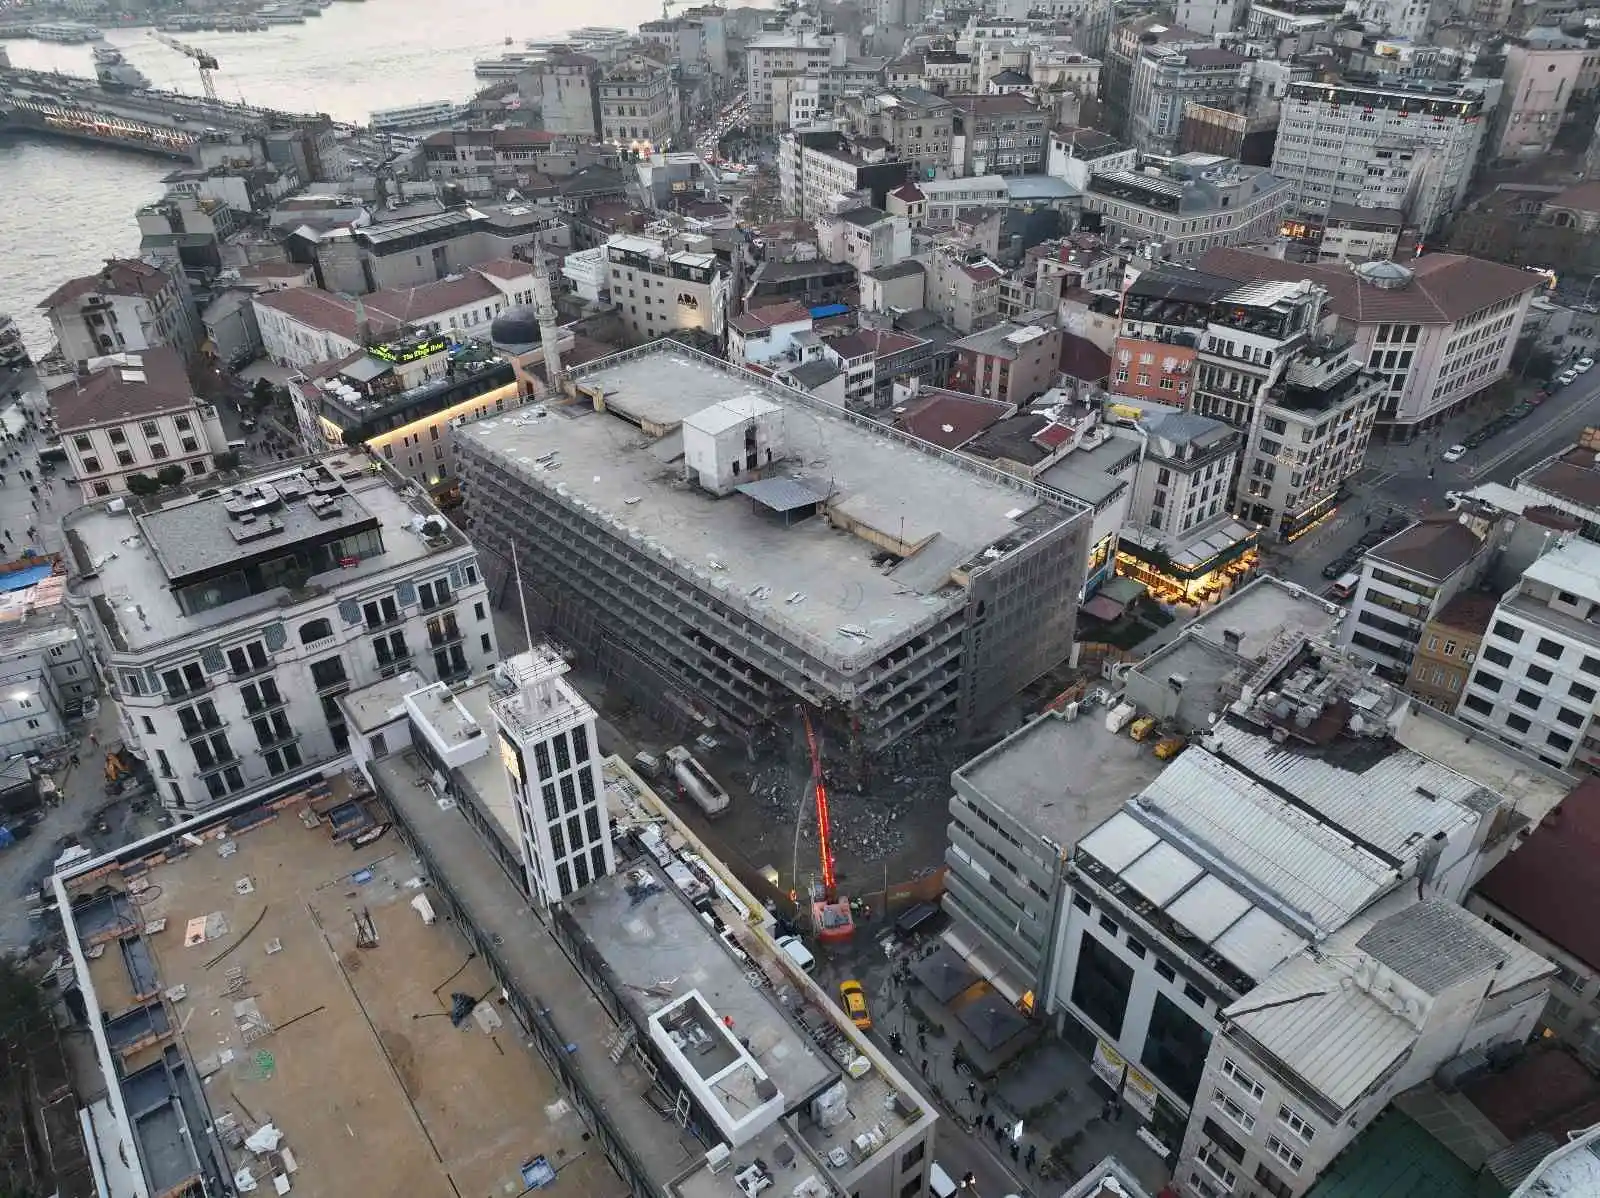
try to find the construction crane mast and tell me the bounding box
[149,31,220,102]
[801,709,854,943]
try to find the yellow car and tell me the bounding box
[839,979,872,1030]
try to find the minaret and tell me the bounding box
[531,238,563,389]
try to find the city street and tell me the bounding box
[1269,374,1600,589]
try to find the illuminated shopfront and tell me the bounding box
[1115,525,1260,606]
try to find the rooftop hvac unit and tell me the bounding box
[706,1144,732,1174]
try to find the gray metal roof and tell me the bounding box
[735,477,828,513]
[1355,900,1508,995]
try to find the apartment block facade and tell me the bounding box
[1272,78,1486,234]
[69,454,496,812]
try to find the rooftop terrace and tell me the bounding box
[458,346,1085,666]
[65,453,470,653]
[58,776,612,1198]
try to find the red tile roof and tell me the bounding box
[1032,422,1075,449]
[1199,248,1542,325]
[891,183,926,203]
[47,346,195,432]
[894,388,1011,449]
[963,263,1003,284]
[365,272,503,326]
[1059,332,1111,383]
[1522,447,1600,510]
[38,259,173,310]
[730,301,813,334]
[1474,778,1600,969]
[472,258,537,282]
[253,287,366,343]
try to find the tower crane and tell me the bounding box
[800,708,854,943]
[149,31,220,102]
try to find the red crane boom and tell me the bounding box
[801,709,853,942]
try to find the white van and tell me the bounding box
[776,934,815,974]
[1330,572,1360,601]
[226,438,248,454]
[928,1163,958,1198]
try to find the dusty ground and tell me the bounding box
[86,811,611,1198]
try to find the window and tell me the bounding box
[1476,672,1503,693]
[1514,689,1541,711]
[1072,892,1092,914]
[1255,1163,1292,1198]
[1071,933,1133,1040]
[1125,936,1146,959]
[1221,1057,1264,1103]
[83,455,101,474]
[1154,958,1177,982]
[1463,694,1493,716]
[474,601,486,621]
[1278,1103,1316,1143]
[310,656,348,691]
[1536,637,1564,659]
[1099,914,1120,936]
[140,421,159,438]
[299,618,333,644]
[1572,681,1598,703]
[1559,707,1585,728]
[1493,621,1523,644]
[1582,655,1600,677]
[1484,646,1513,668]
[141,715,154,734]
[1527,664,1554,685]
[418,578,453,610]
[1547,731,1575,752]
[1197,1144,1237,1190]
[1214,1089,1255,1133]
[1506,713,1532,733]
[363,596,400,629]
[1142,992,1211,1105]
[1266,1135,1304,1173]
[227,641,269,676]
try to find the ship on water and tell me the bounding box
[93,46,150,91]
[0,316,33,388]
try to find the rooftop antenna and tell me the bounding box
[511,541,534,656]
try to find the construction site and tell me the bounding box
[53,770,615,1198]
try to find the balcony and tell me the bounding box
[376,655,413,677]
[228,658,274,683]
[313,673,351,696]
[255,728,301,754]
[243,691,289,717]
[428,625,464,650]
[364,613,405,634]
[179,718,227,743]
[192,751,240,777]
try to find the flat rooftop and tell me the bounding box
[459,347,1083,663]
[60,781,612,1198]
[65,453,469,653]
[955,708,1165,849]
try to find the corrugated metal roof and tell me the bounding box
[1355,900,1510,996]
[1207,721,1487,859]
[1136,750,1398,935]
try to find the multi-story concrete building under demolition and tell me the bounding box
[455,344,1092,757]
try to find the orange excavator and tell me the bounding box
[801,709,854,943]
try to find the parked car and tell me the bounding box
[1576,357,1595,373]
[1558,370,1579,386]
[839,979,871,1030]
[1441,444,1466,462]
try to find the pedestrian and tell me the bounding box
[919,1058,927,1078]
[88,729,99,747]
[979,1091,988,1109]
[966,1081,976,1100]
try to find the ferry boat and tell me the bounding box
[93,46,150,90]
[0,315,30,373]
[369,98,466,131]
[29,22,102,43]
[474,51,540,77]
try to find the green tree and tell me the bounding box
[251,377,278,409]
[214,451,241,472]
[125,473,161,497]
[155,464,188,490]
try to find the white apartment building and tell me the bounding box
[1343,512,1497,678]
[1128,45,1247,157]
[1082,157,1293,260]
[814,205,912,273]
[1056,662,1554,1192]
[1272,79,1487,234]
[490,646,615,906]
[0,573,94,755]
[50,346,229,501]
[746,26,848,131]
[1202,249,1542,441]
[1459,536,1600,772]
[606,229,729,344]
[38,258,199,368]
[1180,894,1549,1198]
[598,54,675,149]
[67,452,497,812]
[918,174,1010,224]
[1122,410,1239,541]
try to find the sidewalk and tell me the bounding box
[879,959,1174,1195]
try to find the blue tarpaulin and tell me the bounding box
[0,565,50,593]
[809,303,849,318]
